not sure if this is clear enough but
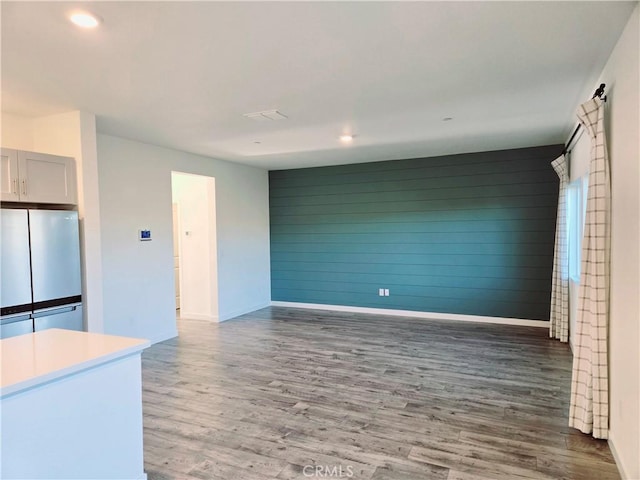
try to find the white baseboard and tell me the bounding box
[179,311,218,322]
[270,301,549,328]
[608,430,632,479]
[219,301,272,322]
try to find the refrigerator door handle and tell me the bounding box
[32,304,81,318]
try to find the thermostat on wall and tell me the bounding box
[139,229,152,241]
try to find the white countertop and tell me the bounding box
[0,329,150,398]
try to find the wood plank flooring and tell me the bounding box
[142,307,619,480]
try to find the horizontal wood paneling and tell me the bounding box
[271,206,558,224]
[269,145,561,320]
[271,241,554,256]
[271,261,552,280]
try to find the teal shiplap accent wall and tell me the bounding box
[269,145,561,320]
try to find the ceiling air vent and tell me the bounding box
[243,109,288,122]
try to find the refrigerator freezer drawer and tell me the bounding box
[33,304,83,333]
[0,315,33,339]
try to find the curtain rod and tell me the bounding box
[562,83,607,155]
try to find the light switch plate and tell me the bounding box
[139,229,152,241]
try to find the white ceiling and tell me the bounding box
[1,2,636,170]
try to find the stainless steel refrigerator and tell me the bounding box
[1,208,83,338]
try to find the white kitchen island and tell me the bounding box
[0,329,150,479]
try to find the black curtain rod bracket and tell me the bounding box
[592,83,607,102]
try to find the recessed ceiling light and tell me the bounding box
[254,141,262,144]
[69,11,101,29]
[339,134,354,143]
[442,117,453,122]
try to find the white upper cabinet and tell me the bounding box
[0,148,77,205]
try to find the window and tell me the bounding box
[567,176,588,282]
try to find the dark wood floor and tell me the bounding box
[142,307,619,480]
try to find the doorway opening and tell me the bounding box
[171,172,219,322]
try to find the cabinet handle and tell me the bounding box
[21,179,27,196]
[12,179,18,194]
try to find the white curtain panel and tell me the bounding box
[550,154,569,342]
[569,97,610,439]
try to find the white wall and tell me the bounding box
[1,113,34,150]
[171,172,219,321]
[589,6,639,479]
[97,134,271,343]
[0,110,105,334]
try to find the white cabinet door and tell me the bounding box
[0,148,20,202]
[17,151,77,204]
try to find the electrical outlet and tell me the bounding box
[384,289,390,296]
